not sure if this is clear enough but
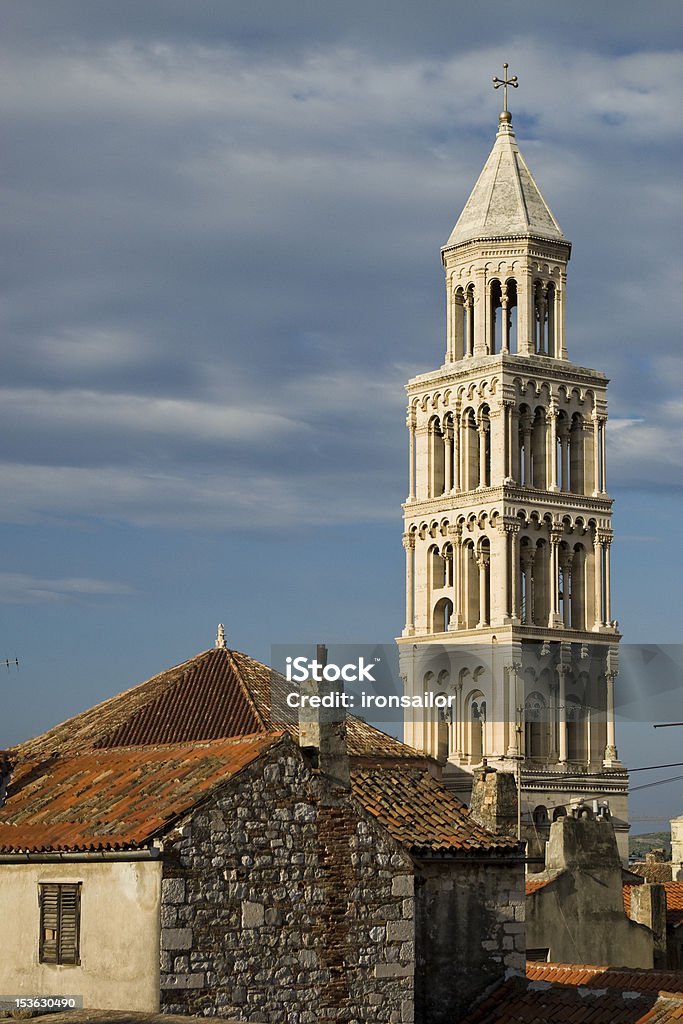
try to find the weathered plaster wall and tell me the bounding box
[159,744,416,1023]
[0,860,161,1011]
[526,871,654,968]
[415,859,525,1024]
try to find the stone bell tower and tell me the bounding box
[397,69,629,860]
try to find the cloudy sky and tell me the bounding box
[0,1,681,829]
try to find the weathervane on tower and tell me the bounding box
[492,63,518,118]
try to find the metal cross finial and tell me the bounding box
[492,63,519,115]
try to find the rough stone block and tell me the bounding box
[375,964,413,978]
[160,973,205,990]
[242,900,265,928]
[161,927,193,950]
[161,877,186,904]
[387,920,413,942]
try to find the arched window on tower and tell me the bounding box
[525,691,548,760]
[489,279,501,354]
[519,405,533,486]
[453,287,465,360]
[478,405,491,487]
[571,544,587,630]
[464,284,475,357]
[463,409,478,490]
[546,282,557,357]
[569,413,585,494]
[506,278,518,353]
[428,416,445,497]
[566,695,586,762]
[432,597,453,633]
[469,696,486,763]
[556,410,570,490]
[532,408,547,489]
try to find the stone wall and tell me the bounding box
[159,739,416,1023]
[414,860,525,1024]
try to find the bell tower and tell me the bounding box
[398,70,628,860]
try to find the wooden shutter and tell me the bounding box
[39,883,81,965]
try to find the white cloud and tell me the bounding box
[0,572,132,604]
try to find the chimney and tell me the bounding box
[546,810,621,873]
[629,884,668,968]
[469,761,518,837]
[298,644,350,792]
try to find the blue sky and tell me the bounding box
[0,1,681,832]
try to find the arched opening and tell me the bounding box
[569,413,585,494]
[566,695,586,762]
[463,540,479,629]
[462,408,478,490]
[489,279,502,355]
[534,280,549,355]
[558,542,573,628]
[468,693,486,763]
[571,544,586,629]
[546,282,557,357]
[477,405,491,487]
[506,278,518,353]
[556,410,570,491]
[442,413,455,492]
[436,693,450,762]
[477,537,491,627]
[432,597,453,633]
[520,537,534,625]
[442,542,454,588]
[453,287,465,360]
[533,540,548,626]
[533,805,550,826]
[531,407,547,489]
[525,691,548,760]
[428,416,445,497]
[519,405,533,486]
[464,284,475,358]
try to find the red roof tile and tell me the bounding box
[0,733,282,853]
[526,963,683,992]
[2,645,512,857]
[631,861,674,884]
[351,767,521,856]
[11,647,421,764]
[460,966,683,1024]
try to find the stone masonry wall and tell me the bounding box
[414,859,525,1024]
[159,740,416,1023]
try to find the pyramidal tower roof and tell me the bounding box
[446,111,565,247]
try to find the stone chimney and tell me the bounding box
[629,884,668,968]
[298,644,350,792]
[546,807,622,873]
[671,815,683,881]
[469,761,518,837]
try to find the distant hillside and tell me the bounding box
[629,830,671,860]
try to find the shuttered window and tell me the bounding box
[39,883,81,965]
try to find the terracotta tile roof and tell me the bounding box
[11,647,420,765]
[664,882,683,927]
[350,767,521,856]
[631,861,674,884]
[460,966,683,1024]
[0,733,282,853]
[525,963,683,991]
